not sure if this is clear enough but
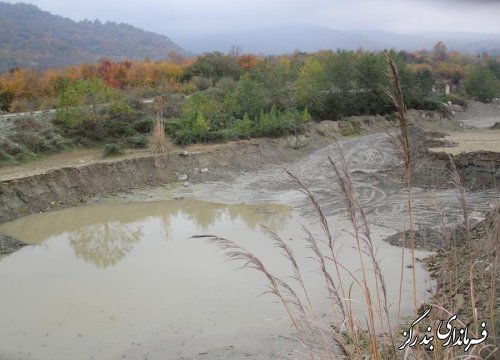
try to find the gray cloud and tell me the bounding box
[3,0,500,36]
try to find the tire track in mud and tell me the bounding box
[176,134,498,231]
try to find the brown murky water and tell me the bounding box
[0,199,430,359]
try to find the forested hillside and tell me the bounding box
[0,2,187,71]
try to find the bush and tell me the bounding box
[0,90,14,112]
[55,78,136,142]
[434,93,467,107]
[102,143,122,157]
[13,117,42,131]
[0,148,14,164]
[465,68,500,102]
[56,79,122,127]
[0,138,26,157]
[230,114,253,138]
[253,108,302,137]
[9,133,54,154]
[130,135,148,149]
[420,99,446,111]
[133,116,155,133]
[192,76,213,91]
[166,107,305,145]
[338,119,361,136]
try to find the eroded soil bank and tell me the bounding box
[0,114,498,226]
[0,118,379,223]
[423,209,499,356]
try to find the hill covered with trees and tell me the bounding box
[0,2,188,72]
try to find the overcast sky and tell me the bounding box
[5,0,500,37]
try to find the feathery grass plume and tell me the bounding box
[191,234,319,359]
[490,206,498,349]
[152,116,167,153]
[384,51,419,330]
[328,148,380,360]
[358,206,396,356]
[448,157,477,325]
[285,170,361,357]
[263,226,314,314]
[286,171,348,310]
[302,226,363,359]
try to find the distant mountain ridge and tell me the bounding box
[0,2,188,72]
[174,25,500,56]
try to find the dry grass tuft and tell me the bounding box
[152,116,167,153]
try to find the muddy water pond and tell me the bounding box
[0,199,430,359]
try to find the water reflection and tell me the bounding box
[0,199,293,268]
[68,221,143,268]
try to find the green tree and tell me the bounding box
[354,53,390,114]
[465,68,499,102]
[193,112,210,132]
[233,73,267,119]
[295,57,328,116]
[487,59,500,80]
[302,107,311,123]
[323,51,357,118]
[0,90,14,112]
[56,78,122,126]
[250,58,294,110]
[181,52,242,82]
[432,41,448,62]
[55,78,133,140]
[182,89,233,131]
[326,51,356,96]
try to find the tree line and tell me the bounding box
[1,43,499,145]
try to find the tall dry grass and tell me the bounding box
[195,52,498,359]
[152,116,167,153]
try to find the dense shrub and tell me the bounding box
[181,52,242,82]
[0,90,14,111]
[130,135,148,148]
[434,93,467,107]
[0,148,14,164]
[166,107,305,145]
[133,116,155,133]
[54,79,142,144]
[102,143,122,157]
[465,68,499,102]
[9,132,55,153]
[338,119,362,136]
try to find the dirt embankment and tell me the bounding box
[424,209,499,353]
[0,120,357,224]
[407,126,499,191]
[1,107,497,226]
[0,140,276,223]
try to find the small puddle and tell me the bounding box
[0,199,430,359]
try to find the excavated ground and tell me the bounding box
[0,110,498,251]
[0,106,498,359]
